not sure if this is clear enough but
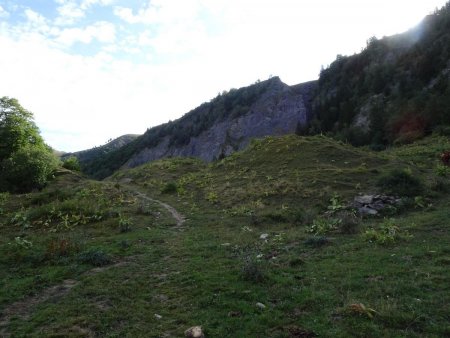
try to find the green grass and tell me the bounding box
[1,134,449,337]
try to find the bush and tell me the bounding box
[62,156,81,171]
[78,249,112,267]
[263,211,289,223]
[304,236,329,247]
[118,214,133,233]
[290,208,317,226]
[430,177,449,192]
[306,217,341,235]
[377,169,423,197]
[241,255,265,282]
[45,236,81,259]
[161,182,177,194]
[0,145,60,193]
[335,211,361,234]
[363,219,412,245]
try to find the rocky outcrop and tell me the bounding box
[353,194,402,216]
[126,78,317,168]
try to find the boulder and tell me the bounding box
[354,195,374,204]
[358,206,378,216]
[256,302,267,310]
[353,194,400,215]
[185,326,204,338]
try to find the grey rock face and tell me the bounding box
[353,194,401,216]
[125,78,317,168]
[354,195,375,205]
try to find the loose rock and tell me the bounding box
[256,302,266,310]
[184,326,204,338]
[354,195,374,204]
[358,206,378,216]
[260,233,269,240]
[353,194,400,216]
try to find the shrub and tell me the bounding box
[206,191,219,203]
[263,211,289,223]
[241,255,265,283]
[0,192,8,204]
[78,249,112,266]
[336,211,361,234]
[434,126,450,136]
[9,209,30,229]
[376,169,423,197]
[290,208,317,226]
[363,219,412,245]
[307,217,341,235]
[161,182,177,194]
[45,236,81,259]
[304,236,329,247]
[118,214,133,233]
[1,145,60,193]
[62,156,81,171]
[430,177,449,192]
[435,163,450,176]
[327,193,345,213]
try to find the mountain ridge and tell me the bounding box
[75,2,450,179]
[81,77,317,179]
[62,134,139,163]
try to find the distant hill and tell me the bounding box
[82,77,317,179]
[63,134,139,164]
[307,2,450,147]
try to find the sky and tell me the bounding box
[0,0,448,152]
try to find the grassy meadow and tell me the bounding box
[0,134,449,337]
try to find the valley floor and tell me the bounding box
[0,135,449,337]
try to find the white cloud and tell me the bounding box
[113,7,139,24]
[0,5,9,18]
[24,9,47,25]
[81,0,115,9]
[55,0,86,25]
[114,0,202,25]
[55,21,115,46]
[54,0,114,26]
[1,0,448,152]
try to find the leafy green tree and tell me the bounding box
[0,97,59,192]
[0,97,43,162]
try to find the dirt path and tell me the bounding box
[0,190,184,336]
[133,191,185,227]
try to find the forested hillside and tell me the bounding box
[62,134,139,163]
[308,2,450,148]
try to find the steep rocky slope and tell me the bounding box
[127,78,316,167]
[83,77,317,178]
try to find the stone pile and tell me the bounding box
[353,194,401,216]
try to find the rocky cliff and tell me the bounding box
[126,78,317,168]
[81,77,317,178]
